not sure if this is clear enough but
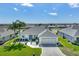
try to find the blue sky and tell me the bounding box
[0,3,79,24]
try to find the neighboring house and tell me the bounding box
[38,29,58,45]
[0,28,14,44]
[58,26,79,42]
[1,30,14,40]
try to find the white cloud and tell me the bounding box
[48,12,58,16]
[68,3,79,8]
[21,3,33,7]
[13,8,18,11]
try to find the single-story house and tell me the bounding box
[58,27,79,42]
[22,26,58,46]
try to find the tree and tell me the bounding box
[8,22,17,33]
[15,20,26,35]
[8,20,26,36]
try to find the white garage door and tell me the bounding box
[40,37,57,44]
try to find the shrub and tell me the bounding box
[72,41,79,46]
[4,43,26,51]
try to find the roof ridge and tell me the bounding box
[38,29,57,37]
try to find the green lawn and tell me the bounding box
[0,37,41,56]
[0,36,2,38]
[51,28,60,34]
[58,36,79,56]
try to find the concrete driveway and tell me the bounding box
[41,47,65,56]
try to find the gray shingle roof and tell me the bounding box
[22,26,45,35]
[38,29,57,38]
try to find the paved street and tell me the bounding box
[41,47,65,56]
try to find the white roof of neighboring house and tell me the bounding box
[59,24,79,37]
[0,28,14,36]
[74,30,79,37]
[1,30,14,36]
[72,24,79,29]
[59,28,77,37]
[0,28,5,34]
[22,26,45,35]
[38,29,57,38]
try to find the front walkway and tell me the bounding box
[41,47,65,56]
[27,42,39,48]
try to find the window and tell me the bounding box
[29,35,32,40]
[77,37,79,41]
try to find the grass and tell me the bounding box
[51,28,60,34]
[58,36,79,56]
[0,36,3,40]
[0,37,41,56]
